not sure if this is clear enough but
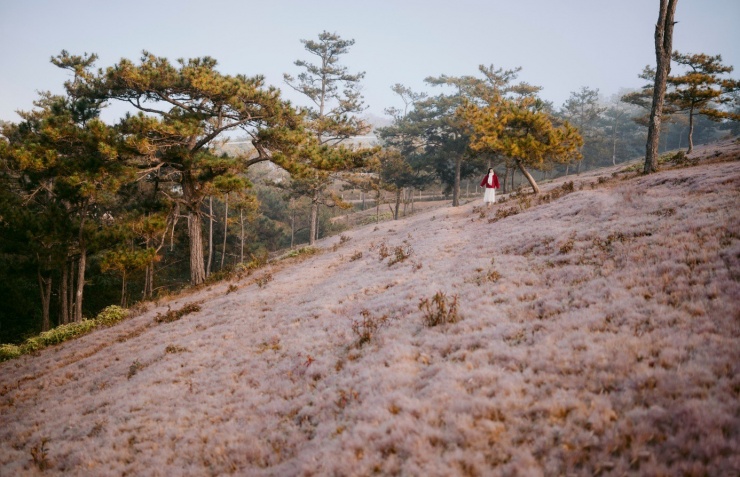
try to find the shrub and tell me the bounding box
[165,344,189,354]
[95,305,129,327]
[387,242,413,267]
[256,273,273,288]
[0,305,131,362]
[466,268,501,286]
[154,302,202,324]
[282,246,319,260]
[0,344,22,361]
[488,207,519,223]
[333,234,352,251]
[30,438,49,471]
[360,213,393,226]
[127,360,143,379]
[351,309,390,347]
[419,291,461,327]
[559,235,576,254]
[517,195,533,210]
[377,242,390,260]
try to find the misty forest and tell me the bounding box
[1,8,739,475]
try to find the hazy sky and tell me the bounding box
[1,0,738,124]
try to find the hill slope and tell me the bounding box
[1,142,739,476]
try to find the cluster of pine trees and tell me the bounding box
[1,31,737,344]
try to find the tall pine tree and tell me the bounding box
[284,31,376,244]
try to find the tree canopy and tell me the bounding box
[460,95,583,193]
[58,50,307,285]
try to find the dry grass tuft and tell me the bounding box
[419,291,461,327]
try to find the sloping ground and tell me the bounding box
[1,141,738,476]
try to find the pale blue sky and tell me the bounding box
[1,0,738,124]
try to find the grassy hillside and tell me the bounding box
[1,139,738,476]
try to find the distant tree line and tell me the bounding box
[1,30,737,344]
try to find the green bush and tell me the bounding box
[281,246,320,259]
[0,344,22,361]
[0,305,130,362]
[95,305,129,326]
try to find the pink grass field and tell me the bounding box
[1,140,739,476]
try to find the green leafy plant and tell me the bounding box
[0,344,22,361]
[94,305,129,326]
[0,305,129,362]
[282,246,320,260]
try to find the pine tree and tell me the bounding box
[0,90,124,324]
[57,51,305,285]
[645,0,678,173]
[560,87,606,173]
[284,31,376,244]
[461,96,583,194]
[667,52,739,153]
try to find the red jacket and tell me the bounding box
[480,173,500,189]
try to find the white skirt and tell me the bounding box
[483,187,496,203]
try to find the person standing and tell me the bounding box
[480,168,500,206]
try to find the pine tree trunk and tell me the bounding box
[170,203,180,252]
[240,208,245,263]
[516,160,541,194]
[144,263,153,299]
[375,190,381,224]
[181,171,207,285]
[309,191,319,246]
[38,270,52,332]
[394,189,401,220]
[612,129,618,166]
[60,264,69,325]
[452,156,462,207]
[221,194,229,270]
[188,211,207,285]
[67,259,75,324]
[120,270,127,308]
[74,247,86,322]
[290,209,295,249]
[612,109,620,166]
[687,105,695,154]
[645,0,678,173]
[206,196,213,277]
